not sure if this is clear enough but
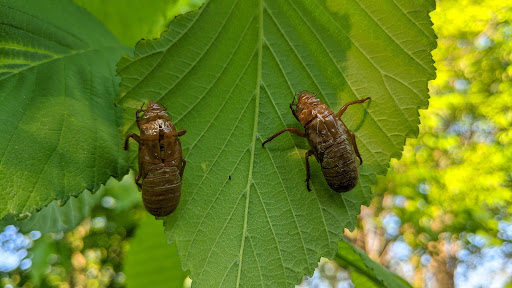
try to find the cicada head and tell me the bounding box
[143,101,169,119]
[136,101,175,133]
[290,91,324,126]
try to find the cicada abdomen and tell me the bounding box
[124,102,186,217]
[262,91,370,193]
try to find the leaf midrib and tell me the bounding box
[235,0,263,286]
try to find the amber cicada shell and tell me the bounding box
[262,91,371,193]
[124,102,186,217]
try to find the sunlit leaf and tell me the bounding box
[73,0,204,46]
[117,0,435,286]
[0,0,131,219]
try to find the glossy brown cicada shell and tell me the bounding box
[124,102,186,217]
[262,91,371,193]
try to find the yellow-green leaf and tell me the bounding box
[117,0,436,286]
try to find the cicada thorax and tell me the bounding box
[293,92,360,192]
[126,102,186,217]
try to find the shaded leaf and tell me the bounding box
[117,0,436,286]
[124,215,187,288]
[0,0,131,219]
[29,234,55,286]
[336,238,412,288]
[0,172,139,234]
[103,170,141,213]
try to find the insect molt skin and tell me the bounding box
[262,91,371,193]
[124,102,186,217]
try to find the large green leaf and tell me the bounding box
[73,0,204,46]
[117,0,436,287]
[0,0,131,219]
[124,215,188,288]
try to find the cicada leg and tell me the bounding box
[176,129,187,137]
[261,128,305,147]
[305,150,314,191]
[336,97,371,118]
[124,133,140,150]
[135,102,145,119]
[349,131,363,165]
[135,172,142,188]
[180,158,186,178]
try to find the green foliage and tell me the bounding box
[27,213,140,287]
[117,0,435,286]
[1,188,103,234]
[124,215,187,288]
[29,235,54,287]
[0,172,139,234]
[0,172,140,287]
[336,239,412,288]
[371,0,512,249]
[74,0,204,46]
[0,0,437,287]
[0,0,130,219]
[346,1,512,286]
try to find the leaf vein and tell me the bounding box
[183,148,250,264]
[173,12,257,124]
[388,0,435,40]
[116,4,208,101]
[252,181,289,283]
[303,2,405,151]
[352,0,431,72]
[236,0,263,285]
[169,85,255,234]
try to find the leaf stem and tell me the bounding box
[334,251,383,287]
